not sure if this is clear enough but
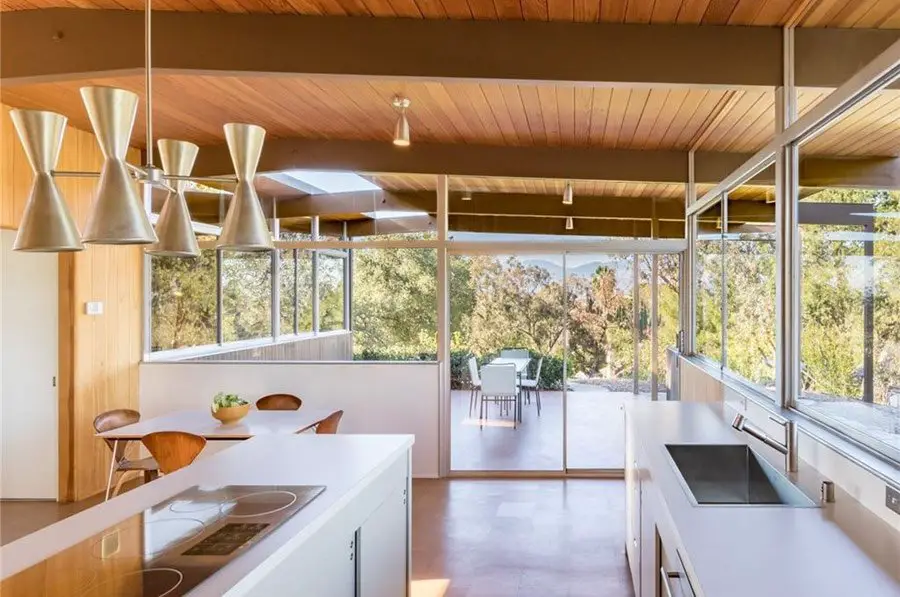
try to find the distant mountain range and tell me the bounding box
[521,257,635,289]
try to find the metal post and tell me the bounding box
[721,192,728,369]
[863,224,875,402]
[141,183,153,358]
[562,251,568,469]
[271,202,280,340]
[312,216,320,334]
[683,151,697,355]
[633,253,640,395]
[292,248,299,335]
[436,175,450,476]
[651,199,659,400]
[343,221,352,331]
[215,249,223,345]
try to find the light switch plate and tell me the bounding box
[85,301,104,316]
[887,485,900,516]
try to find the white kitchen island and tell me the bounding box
[0,433,414,596]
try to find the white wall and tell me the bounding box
[140,361,440,478]
[0,229,59,499]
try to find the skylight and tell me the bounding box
[362,211,429,220]
[283,170,381,195]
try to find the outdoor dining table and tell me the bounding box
[487,357,531,422]
[96,407,340,498]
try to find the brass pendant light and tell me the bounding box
[80,86,157,245]
[10,110,84,252]
[217,123,273,251]
[146,139,200,257]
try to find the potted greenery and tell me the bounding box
[211,392,250,424]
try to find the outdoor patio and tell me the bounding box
[451,385,650,471]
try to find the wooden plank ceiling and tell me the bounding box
[5,0,900,28]
[4,74,900,158]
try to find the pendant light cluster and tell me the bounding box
[392,96,411,147]
[8,0,273,255]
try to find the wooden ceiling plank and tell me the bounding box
[675,0,712,23]
[624,0,654,23]
[602,87,631,148]
[650,0,683,23]
[804,92,900,155]
[648,87,691,150]
[572,0,599,22]
[547,0,574,20]
[477,83,523,145]
[491,0,522,19]
[516,85,548,146]
[519,0,548,20]
[436,0,472,17]
[420,81,480,141]
[656,88,701,149]
[586,87,611,145]
[598,0,627,21]
[413,0,449,16]
[497,84,535,145]
[573,87,593,146]
[467,0,498,18]
[454,82,505,143]
[384,0,422,17]
[626,88,664,149]
[537,85,562,146]
[556,85,577,146]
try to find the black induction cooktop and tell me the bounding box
[2,485,326,597]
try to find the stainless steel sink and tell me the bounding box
[665,444,816,507]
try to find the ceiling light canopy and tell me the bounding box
[392,96,411,147]
[146,139,201,257]
[9,110,83,252]
[217,123,273,252]
[562,182,574,206]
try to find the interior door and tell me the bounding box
[1,229,59,499]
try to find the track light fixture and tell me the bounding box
[392,96,411,147]
[562,182,574,205]
[565,216,574,231]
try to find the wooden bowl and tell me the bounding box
[211,403,250,424]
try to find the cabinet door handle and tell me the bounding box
[660,567,681,597]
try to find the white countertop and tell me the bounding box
[0,434,414,594]
[629,401,900,597]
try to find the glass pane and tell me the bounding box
[318,253,345,331]
[297,251,313,332]
[696,201,723,363]
[565,253,636,469]
[724,189,776,392]
[279,249,296,336]
[657,253,681,396]
[450,254,564,471]
[352,248,437,360]
[221,251,272,342]
[150,249,217,351]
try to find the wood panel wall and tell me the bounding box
[1,103,143,502]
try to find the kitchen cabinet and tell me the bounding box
[359,480,410,597]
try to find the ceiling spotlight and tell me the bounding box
[562,182,574,205]
[392,96,411,147]
[565,216,574,231]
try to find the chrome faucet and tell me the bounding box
[732,413,799,473]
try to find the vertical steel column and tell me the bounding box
[863,225,875,402]
[312,216,320,335]
[344,221,352,331]
[683,151,697,355]
[562,252,569,469]
[436,175,450,477]
[271,200,280,340]
[776,27,800,409]
[720,193,728,369]
[633,253,640,395]
[293,248,299,335]
[651,199,659,400]
[215,249,224,345]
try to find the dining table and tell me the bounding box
[97,407,340,498]
[487,357,531,422]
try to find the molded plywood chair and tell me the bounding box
[257,393,303,411]
[316,410,344,434]
[500,348,529,359]
[94,409,159,500]
[521,357,543,416]
[141,431,207,474]
[467,357,482,416]
[479,364,519,429]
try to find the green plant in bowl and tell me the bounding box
[211,392,251,424]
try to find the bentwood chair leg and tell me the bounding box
[104,439,119,501]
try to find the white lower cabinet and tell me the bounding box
[359,481,410,597]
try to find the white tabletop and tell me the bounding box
[96,408,340,440]
[489,357,531,373]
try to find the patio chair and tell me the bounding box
[467,356,482,416]
[500,348,530,359]
[479,364,519,429]
[520,357,543,416]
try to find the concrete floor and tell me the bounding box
[451,388,645,471]
[411,478,634,597]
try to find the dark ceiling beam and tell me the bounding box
[275,189,687,220]
[1,9,782,86]
[187,137,900,187]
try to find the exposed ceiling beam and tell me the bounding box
[2,9,782,87]
[185,137,900,187]
[275,190,687,220]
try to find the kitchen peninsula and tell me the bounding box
[0,434,414,596]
